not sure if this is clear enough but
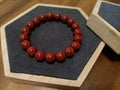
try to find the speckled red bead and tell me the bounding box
[27,46,37,57]
[74,35,82,43]
[26,21,34,29]
[54,13,61,21]
[20,12,83,63]
[32,17,40,25]
[21,40,31,50]
[56,51,65,61]
[71,41,80,51]
[39,14,46,22]
[72,23,80,30]
[19,33,29,42]
[35,50,45,61]
[61,15,68,23]
[21,27,30,35]
[47,12,54,20]
[45,52,55,63]
[65,47,74,57]
[74,29,82,35]
[67,18,75,26]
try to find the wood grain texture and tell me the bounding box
[0,0,120,90]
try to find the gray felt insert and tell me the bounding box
[5,5,101,80]
[98,2,120,32]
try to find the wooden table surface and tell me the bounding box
[0,0,120,90]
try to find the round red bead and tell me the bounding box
[27,46,37,57]
[56,51,65,61]
[35,50,45,61]
[74,29,82,35]
[67,18,75,26]
[21,27,30,35]
[54,13,61,21]
[72,23,80,30]
[45,52,55,63]
[61,15,68,23]
[19,33,29,42]
[65,47,74,57]
[21,40,31,50]
[39,14,46,22]
[47,12,54,20]
[32,17,40,25]
[26,22,34,30]
[71,41,80,51]
[74,35,82,43]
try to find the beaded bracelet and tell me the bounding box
[19,12,82,63]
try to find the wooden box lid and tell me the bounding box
[87,0,120,54]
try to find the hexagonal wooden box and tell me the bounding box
[87,0,120,55]
[1,4,104,89]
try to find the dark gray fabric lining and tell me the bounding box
[98,2,120,32]
[5,6,101,80]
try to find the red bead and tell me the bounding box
[71,41,80,51]
[46,12,54,20]
[27,46,37,57]
[67,18,75,26]
[74,29,82,35]
[45,52,55,63]
[21,40,31,50]
[61,15,68,23]
[19,33,29,42]
[32,17,40,25]
[72,23,80,30]
[74,35,82,43]
[35,50,45,61]
[54,13,61,21]
[65,47,74,57]
[26,22,34,30]
[21,27,30,35]
[56,51,65,61]
[39,14,46,22]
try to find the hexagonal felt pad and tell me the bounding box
[98,2,120,32]
[5,6,101,80]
